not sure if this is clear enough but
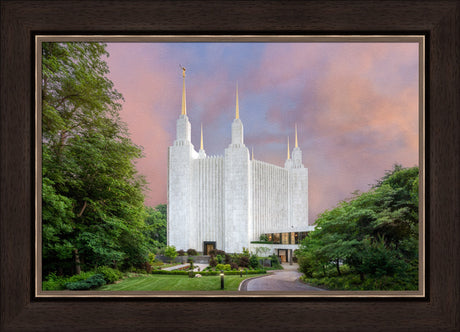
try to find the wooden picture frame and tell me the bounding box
[1,0,459,330]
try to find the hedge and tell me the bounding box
[150,269,267,276]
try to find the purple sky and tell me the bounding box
[105,42,419,224]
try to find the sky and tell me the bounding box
[105,42,419,224]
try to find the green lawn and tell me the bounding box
[96,273,264,291]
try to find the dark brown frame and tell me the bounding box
[1,1,459,330]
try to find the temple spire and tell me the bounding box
[200,123,204,150]
[287,137,290,159]
[181,66,186,115]
[252,147,254,160]
[235,82,239,119]
[295,123,298,148]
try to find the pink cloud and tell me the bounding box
[105,42,419,224]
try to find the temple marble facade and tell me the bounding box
[167,69,313,254]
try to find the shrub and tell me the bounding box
[187,257,194,269]
[95,266,124,284]
[215,254,224,264]
[187,248,198,256]
[43,271,96,291]
[65,274,106,290]
[259,234,269,241]
[224,254,233,264]
[209,249,225,257]
[230,262,239,270]
[148,252,156,265]
[270,254,282,269]
[216,264,231,271]
[209,257,218,267]
[164,245,178,263]
[177,249,186,256]
[238,255,249,268]
[249,255,260,269]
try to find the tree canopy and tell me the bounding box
[297,165,419,290]
[42,42,153,275]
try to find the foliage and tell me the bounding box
[177,249,185,256]
[148,252,156,265]
[209,256,218,267]
[249,255,260,269]
[209,249,226,257]
[230,262,239,270]
[42,42,151,276]
[238,256,249,268]
[297,165,419,290]
[216,254,224,264]
[270,254,282,269]
[42,271,95,290]
[144,205,167,248]
[187,248,198,256]
[259,234,269,241]
[253,246,271,257]
[215,264,231,271]
[65,274,106,290]
[95,266,124,284]
[164,245,178,263]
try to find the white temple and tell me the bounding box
[167,68,313,259]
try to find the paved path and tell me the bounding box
[240,263,325,291]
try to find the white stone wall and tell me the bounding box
[251,160,289,239]
[167,143,195,250]
[192,156,225,251]
[176,115,191,142]
[289,167,309,230]
[224,144,251,253]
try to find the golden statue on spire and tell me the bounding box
[180,65,186,115]
[235,82,239,120]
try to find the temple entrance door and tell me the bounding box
[277,249,287,263]
[203,241,216,255]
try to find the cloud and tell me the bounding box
[105,42,419,223]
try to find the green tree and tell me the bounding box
[297,165,419,290]
[144,205,167,248]
[42,42,150,276]
[164,245,178,263]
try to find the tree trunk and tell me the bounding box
[336,259,341,276]
[74,249,81,275]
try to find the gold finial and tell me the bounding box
[287,137,290,160]
[235,82,239,120]
[200,123,204,150]
[181,66,186,115]
[295,123,298,148]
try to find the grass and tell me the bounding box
[96,273,264,291]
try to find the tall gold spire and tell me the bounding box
[235,82,239,119]
[295,123,298,148]
[287,137,290,159]
[181,66,186,115]
[200,123,204,150]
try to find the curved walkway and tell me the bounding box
[239,263,325,291]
